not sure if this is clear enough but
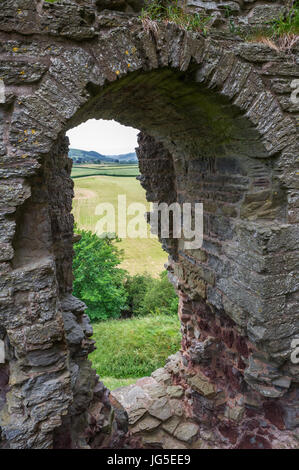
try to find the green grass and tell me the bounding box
[90,314,181,389]
[241,2,299,42]
[72,173,168,277]
[101,376,140,390]
[140,0,212,35]
[270,2,299,37]
[72,164,140,179]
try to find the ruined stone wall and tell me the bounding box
[0,0,298,449]
[131,125,298,448]
[184,0,291,31]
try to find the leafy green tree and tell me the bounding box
[140,270,179,316]
[125,270,179,317]
[73,229,178,321]
[73,228,128,321]
[123,273,154,317]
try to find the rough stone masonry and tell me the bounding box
[0,0,298,449]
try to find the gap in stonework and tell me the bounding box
[67,119,180,391]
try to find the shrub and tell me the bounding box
[140,270,179,316]
[124,270,179,317]
[73,228,128,321]
[73,230,178,321]
[123,272,154,317]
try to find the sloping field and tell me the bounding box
[72,173,168,276]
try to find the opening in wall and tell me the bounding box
[67,119,180,391]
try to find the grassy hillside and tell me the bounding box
[69,148,137,164]
[72,168,168,277]
[90,314,181,390]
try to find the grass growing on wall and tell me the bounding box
[270,2,299,37]
[140,0,212,35]
[90,314,181,389]
[244,1,299,49]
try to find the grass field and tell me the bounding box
[90,314,181,390]
[72,164,140,179]
[72,165,168,276]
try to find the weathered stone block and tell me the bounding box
[62,311,84,346]
[162,415,181,435]
[131,415,161,434]
[173,422,199,443]
[151,368,172,385]
[247,5,285,26]
[187,372,216,398]
[110,384,152,425]
[0,61,48,85]
[166,385,184,399]
[149,397,173,421]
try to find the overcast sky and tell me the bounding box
[66,119,139,155]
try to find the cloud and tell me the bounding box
[66,119,139,155]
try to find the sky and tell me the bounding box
[66,119,139,155]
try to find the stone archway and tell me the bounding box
[0,0,298,449]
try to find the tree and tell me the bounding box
[73,228,128,321]
[139,270,179,316]
[123,272,154,317]
[124,271,179,317]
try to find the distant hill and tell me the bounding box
[69,148,137,164]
